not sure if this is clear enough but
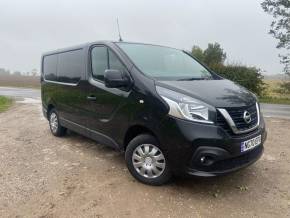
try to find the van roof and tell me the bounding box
[42,40,111,56]
[42,41,179,56]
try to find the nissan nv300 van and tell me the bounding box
[41,41,267,185]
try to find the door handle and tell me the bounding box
[87,96,97,101]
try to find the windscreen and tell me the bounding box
[117,43,213,81]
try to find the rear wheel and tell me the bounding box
[48,109,66,137]
[125,134,172,185]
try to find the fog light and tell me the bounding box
[200,156,206,163]
[199,156,214,166]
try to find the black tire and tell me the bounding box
[48,108,66,137]
[125,134,172,186]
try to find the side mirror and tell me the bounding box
[104,69,131,89]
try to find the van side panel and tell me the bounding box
[41,48,88,125]
[41,53,59,118]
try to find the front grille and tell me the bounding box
[227,104,258,131]
[216,104,258,135]
[216,111,232,134]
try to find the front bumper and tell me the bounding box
[157,115,267,177]
[187,145,263,177]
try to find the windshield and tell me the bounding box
[117,43,213,81]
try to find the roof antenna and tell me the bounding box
[117,18,123,42]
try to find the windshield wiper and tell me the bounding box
[177,77,212,81]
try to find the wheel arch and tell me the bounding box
[46,104,55,118]
[123,125,160,151]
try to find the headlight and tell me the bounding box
[156,86,214,124]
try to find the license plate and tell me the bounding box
[241,135,261,152]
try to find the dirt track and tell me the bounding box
[0,103,290,218]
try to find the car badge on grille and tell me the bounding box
[243,111,252,124]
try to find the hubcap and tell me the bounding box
[132,144,166,178]
[50,113,58,133]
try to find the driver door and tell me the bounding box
[83,45,131,144]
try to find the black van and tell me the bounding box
[41,41,267,185]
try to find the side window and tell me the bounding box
[91,46,108,81]
[43,55,57,81]
[58,49,83,83]
[108,50,126,72]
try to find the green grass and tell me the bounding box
[0,96,13,112]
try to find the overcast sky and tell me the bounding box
[0,0,283,74]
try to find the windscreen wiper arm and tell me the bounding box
[177,77,211,81]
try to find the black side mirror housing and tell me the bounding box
[104,69,132,89]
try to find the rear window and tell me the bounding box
[43,55,57,81]
[43,49,83,83]
[57,49,83,83]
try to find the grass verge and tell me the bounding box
[259,96,290,105]
[260,79,290,105]
[0,96,13,112]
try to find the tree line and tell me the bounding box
[191,42,266,96]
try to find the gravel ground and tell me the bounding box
[0,102,290,218]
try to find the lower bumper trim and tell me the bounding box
[186,145,264,177]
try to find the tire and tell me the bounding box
[48,108,66,137]
[125,134,172,186]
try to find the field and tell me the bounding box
[0,75,40,89]
[0,96,12,112]
[260,79,290,105]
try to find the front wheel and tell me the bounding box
[125,134,172,185]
